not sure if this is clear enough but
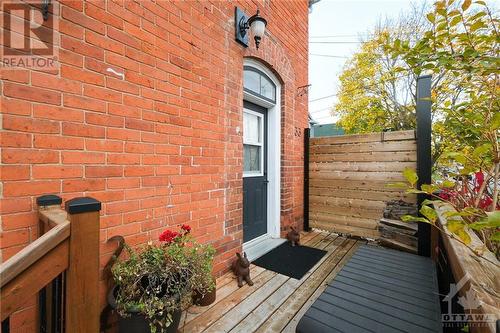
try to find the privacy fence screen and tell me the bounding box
[308,130,417,239]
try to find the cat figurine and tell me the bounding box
[286,226,300,247]
[232,252,254,287]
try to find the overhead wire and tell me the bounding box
[309,34,373,38]
[310,107,333,114]
[309,41,360,44]
[309,53,349,59]
[308,70,416,103]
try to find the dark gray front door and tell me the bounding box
[243,101,268,243]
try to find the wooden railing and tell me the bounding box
[1,195,101,333]
[434,203,500,333]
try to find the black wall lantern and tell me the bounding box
[235,7,267,49]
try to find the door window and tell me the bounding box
[243,67,276,103]
[243,110,264,177]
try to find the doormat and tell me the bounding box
[252,242,327,280]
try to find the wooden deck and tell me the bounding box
[180,231,362,333]
[296,244,441,333]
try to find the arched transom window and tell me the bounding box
[243,66,276,103]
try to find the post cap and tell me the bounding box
[65,197,101,214]
[37,195,62,207]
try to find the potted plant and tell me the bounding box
[109,224,215,332]
[190,234,216,306]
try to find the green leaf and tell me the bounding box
[470,211,500,230]
[472,143,492,158]
[490,231,500,242]
[422,199,442,206]
[401,215,431,223]
[447,219,467,233]
[436,21,448,31]
[427,12,436,23]
[421,184,439,194]
[386,182,409,189]
[435,0,446,10]
[470,220,490,230]
[485,211,500,227]
[441,180,455,188]
[443,152,467,165]
[462,0,472,11]
[491,112,500,130]
[470,20,485,32]
[403,168,418,187]
[420,205,438,223]
[462,206,483,215]
[454,228,472,245]
[447,219,472,245]
[450,15,462,26]
[406,189,427,194]
[444,210,459,218]
[444,208,480,218]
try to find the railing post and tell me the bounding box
[65,197,101,332]
[304,128,311,231]
[36,195,63,333]
[416,75,433,257]
[37,195,63,235]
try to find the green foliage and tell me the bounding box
[111,230,215,332]
[448,219,472,245]
[403,167,419,187]
[421,205,438,223]
[335,0,499,179]
[388,0,499,173]
[401,215,432,224]
[470,211,500,230]
[392,168,498,250]
[333,38,410,134]
[382,0,500,254]
[385,182,410,189]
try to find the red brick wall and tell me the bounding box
[1,0,308,330]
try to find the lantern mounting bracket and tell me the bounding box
[235,7,250,47]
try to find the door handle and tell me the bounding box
[263,179,269,184]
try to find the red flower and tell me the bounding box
[439,188,454,201]
[478,196,493,210]
[159,230,180,243]
[181,224,191,233]
[474,171,484,193]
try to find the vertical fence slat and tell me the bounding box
[65,197,101,333]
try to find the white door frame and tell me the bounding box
[242,58,281,248]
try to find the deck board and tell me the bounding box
[228,234,343,333]
[295,244,441,333]
[180,231,362,333]
[182,231,321,326]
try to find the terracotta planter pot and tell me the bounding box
[108,286,182,333]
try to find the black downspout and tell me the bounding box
[304,127,311,231]
[2,318,9,333]
[416,75,433,257]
